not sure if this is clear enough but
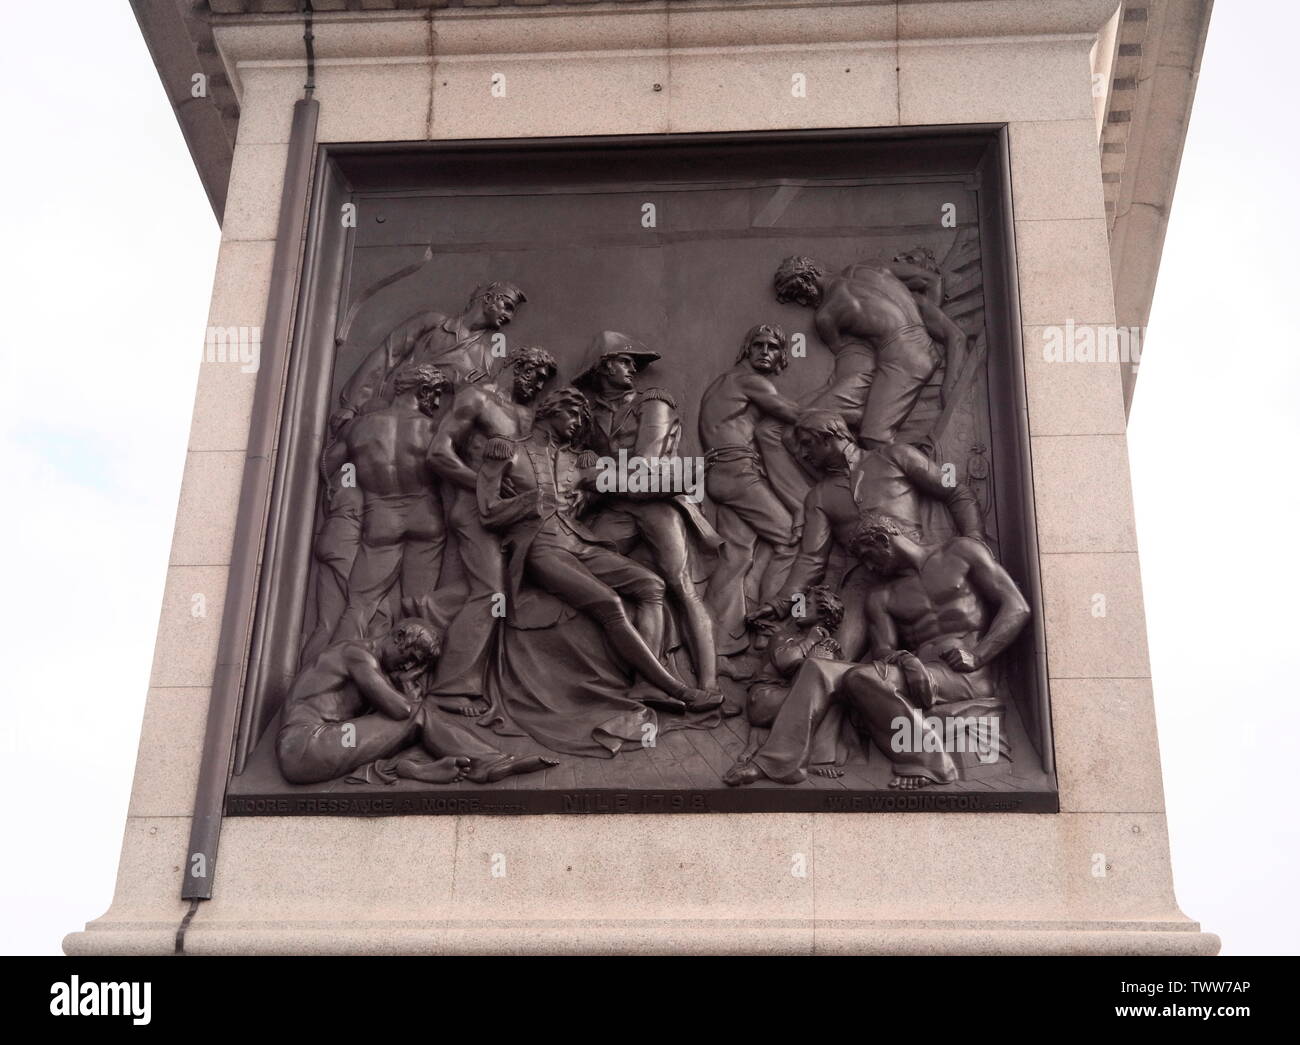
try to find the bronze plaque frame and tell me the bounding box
[221,125,1057,816]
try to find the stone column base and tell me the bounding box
[66,918,1218,956]
[66,814,1215,956]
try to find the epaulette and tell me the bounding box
[576,450,598,469]
[638,387,677,410]
[484,437,516,461]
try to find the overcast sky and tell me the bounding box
[0,2,1294,956]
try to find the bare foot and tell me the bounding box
[395,755,471,784]
[739,725,768,764]
[468,754,559,784]
[435,697,487,717]
[889,773,933,790]
[812,765,845,778]
[723,761,765,787]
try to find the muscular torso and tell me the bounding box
[884,545,988,657]
[782,446,976,602]
[816,267,926,351]
[460,388,530,469]
[346,408,437,496]
[698,368,774,449]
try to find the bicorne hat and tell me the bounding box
[572,330,661,386]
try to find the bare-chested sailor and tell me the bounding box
[303,410,364,662]
[277,618,557,786]
[426,345,558,707]
[331,362,452,641]
[776,252,966,445]
[725,512,1030,790]
[756,253,967,517]
[699,323,802,656]
[747,410,983,661]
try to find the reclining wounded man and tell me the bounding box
[725,511,1030,790]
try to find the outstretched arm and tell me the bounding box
[959,539,1031,669]
[916,299,967,405]
[738,373,802,425]
[338,310,442,416]
[892,443,984,539]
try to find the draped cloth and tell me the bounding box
[750,654,1008,785]
[479,587,721,759]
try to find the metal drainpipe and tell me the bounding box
[177,5,320,940]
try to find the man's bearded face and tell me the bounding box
[513,361,547,402]
[858,531,902,575]
[415,383,445,417]
[780,272,822,308]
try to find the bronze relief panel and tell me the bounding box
[226,129,1057,815]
